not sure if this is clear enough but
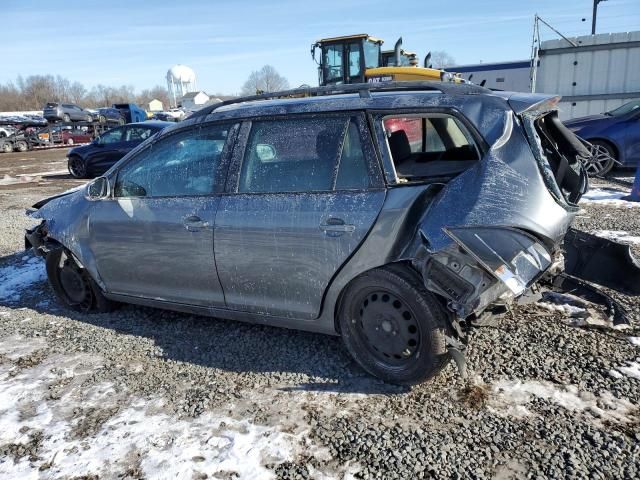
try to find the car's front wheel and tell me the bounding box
[68,155,87,178]
[586,140,617,176]
[2,142,12,153]
[46,248,114,313]
[63,113,71,122]
[338,265,453,385]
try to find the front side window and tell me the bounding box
[114,124,233,198]
[99,127,124,144]
[382,114,480,181]
[322,44,344,84]
[239,117,347,193]
[124,127,154,142]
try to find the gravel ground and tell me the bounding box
[0,150,639,479]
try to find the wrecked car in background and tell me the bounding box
[25,82,589,385]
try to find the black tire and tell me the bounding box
[16,140,28,152]
[2,142,12,153]
[338,265,452,385]
[586,140,616,176]
[68,155,87,178]
[46,248,115,313]
[99,115,106,124]
[63,113,71,122]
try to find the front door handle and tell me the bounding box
[319,217,356,235]
[183,215,210,232]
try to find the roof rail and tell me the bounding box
[192,81,490,118]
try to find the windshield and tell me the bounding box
[607,99,640,116]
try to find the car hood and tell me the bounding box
[31,183,86,210]
[563,114,608,127]
[67,143,95,157]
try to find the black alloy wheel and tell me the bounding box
[339,266,453,385]
[68,155,87,178]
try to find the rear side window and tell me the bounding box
[382,114,479,181]
[239,117,346,193]
[114,124,234,198]
[335,120,370,190]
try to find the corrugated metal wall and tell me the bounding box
[536,31,640,119]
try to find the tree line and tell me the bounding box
[0,75,171,111]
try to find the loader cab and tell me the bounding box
[313,34,383,86]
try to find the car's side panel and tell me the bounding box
[215,191,385,318]
[88,196,223,306]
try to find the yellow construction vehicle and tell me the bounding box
[311,34,463,86]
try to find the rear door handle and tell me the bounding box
[319,217,356,234]
[183,215,210,232]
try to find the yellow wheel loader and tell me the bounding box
[311,34,463,86]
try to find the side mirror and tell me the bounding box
[86,176,110,200]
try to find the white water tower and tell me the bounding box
[166,64,197,107]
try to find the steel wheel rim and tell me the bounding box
[352,289,421,366]
[57,253,93,310]
[69,157,86,177]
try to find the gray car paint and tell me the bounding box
[28,87,585,336]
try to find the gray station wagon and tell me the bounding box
[26,82,588,384]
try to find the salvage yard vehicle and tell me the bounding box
[564,99,640,176]
[311,34,463,86]
[94,107,126,125]
[26,82,589,385]
[43,102,93,123]
[66,121,171,178]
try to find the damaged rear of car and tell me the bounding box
[25,82,589,385]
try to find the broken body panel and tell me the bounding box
[26,86,588,342]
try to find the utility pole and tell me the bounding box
[592,0,608,35]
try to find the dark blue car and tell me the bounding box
[67,121,171,178]
[564,99,640,175]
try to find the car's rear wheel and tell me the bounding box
[46,248,114,313]
[338,265,452,385]
[85,115,92,122]
[66,138,74,145]
[2,142,12,153]
[16,140,28,152]
[118,118,125,125]
[63,113,71,122]
[68,155,87,178]
[586,140,616,176]
[99,115,106,124]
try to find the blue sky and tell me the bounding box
[4,0,639,95]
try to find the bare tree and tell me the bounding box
[429,51,456,69]
[240,65,289,96]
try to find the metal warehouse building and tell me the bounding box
[453,31,640,120]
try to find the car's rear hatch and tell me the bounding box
[502,93,588,206]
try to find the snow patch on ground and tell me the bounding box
[488,380,636,424]
[613,360,640,381]
[580,188,640,208]
[0,335,333,479]
[0,257,46,302]
[592,230,640,245]
[629,337,640,347]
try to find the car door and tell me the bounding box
[620,111,640,165]
[88,122,238,307]
[214,113,385,319]
[87,126,126,174]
